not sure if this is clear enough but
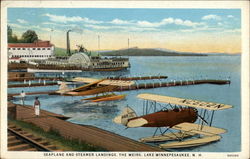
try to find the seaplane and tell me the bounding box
[113,93,232,149]
[55,77,134,102]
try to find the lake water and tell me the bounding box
[8,55,241,152]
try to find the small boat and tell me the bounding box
[82,94,126,102]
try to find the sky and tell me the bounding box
[8,8,241,53]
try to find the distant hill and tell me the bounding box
[54,47,100,57]
[100,48,207,56]
[55,47,239,57]
[54,47,78,57]
[54,47,68,57]
[201,52,241,56]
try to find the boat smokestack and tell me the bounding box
[66,30,72,56]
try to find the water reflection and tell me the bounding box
[62,100,119,114]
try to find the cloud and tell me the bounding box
[9,22,57,34]
[43,13,80,23]
[43,13,102,24]
[85,24,159,32]
[217,22,223,26]
[8,23,24,29]
[136,17,203,28]
[202,14,221,20]
[227,15,234,18]
[42,13,204,31]
[110,19,132,25]
[85,24,111,30]
[83,17,103,24]
[223,28,241,33]
[137,20,161,27]
[17,19,28,24]
[161,18,174,24]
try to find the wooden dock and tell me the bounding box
[115,79,230,91]
[107,75,168,81]
[8,82,58,88]
[8,79,230,99]
[9,77,64,82]
[8,103,163,151]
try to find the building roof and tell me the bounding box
[8,41,54,48]
[9,57,20,60]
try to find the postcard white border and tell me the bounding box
[1,1,249,159]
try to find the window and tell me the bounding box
[17,48,21,50]
[42,48,45,50]
[47,48,51,50]
[33,48,36,50]
[22,48,25,50]
[37,48,41,50]
[8,48,10,50]
[13,48,16,50]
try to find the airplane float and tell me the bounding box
[55,77,134,102]
[113,93,232,149]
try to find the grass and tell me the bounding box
[8,118,106,151]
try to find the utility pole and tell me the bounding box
[128,38,129,55]
[98,35,100,55]
[50,29,54,43]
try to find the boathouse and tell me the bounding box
[8,41,55,61]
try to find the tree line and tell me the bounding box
[8,25,38,43]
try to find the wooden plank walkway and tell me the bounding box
[8,82,58,88]
[10,103,163,151]
[9,77,64,82]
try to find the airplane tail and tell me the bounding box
[113,106,137,126]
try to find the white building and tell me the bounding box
[8,41,54,61]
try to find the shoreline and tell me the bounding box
[8,102,163,152]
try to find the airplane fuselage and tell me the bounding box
[128,107,198,127]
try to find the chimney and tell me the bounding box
[66,30,72,56]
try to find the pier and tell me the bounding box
[8,91,55,100]
[9,77,64,82]
[8,79,230,98]
[115,79,230,91]
[8,82,58,88]
[107,75,168,81]
[8,103,163,151]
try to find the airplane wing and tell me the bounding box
[72,79,105,92]
[137,93,232,110]
[172,122,227,136]
[72,77,135,87]
[72,77,100,83]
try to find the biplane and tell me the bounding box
[56,77,134,102]
[113,93,232,149]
